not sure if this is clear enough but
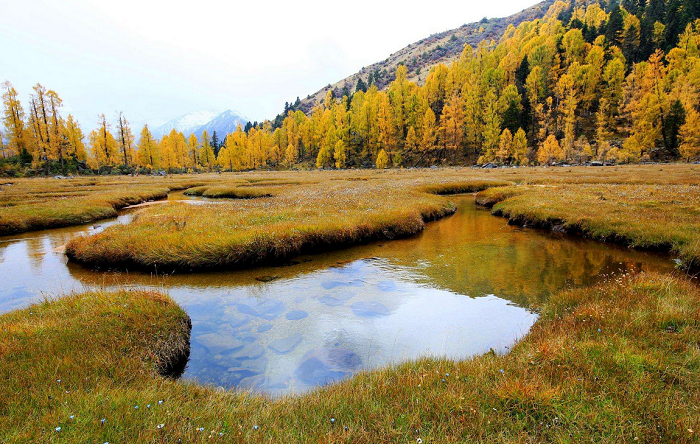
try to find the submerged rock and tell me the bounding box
[238,373,267,390]
[229,343,265,360]
[285,310,308,321]
[318,291,355,307]
[236,299,285,320]
[294,347,362,385]
[268,333,303,354]
[321,280,364,290]
[377,281,397,292]
[227,356,268,375]
[257,324,273,333]
[350,301,391,317]
[195,332,245,354]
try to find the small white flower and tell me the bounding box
[55,427,61,432]
[157,424,165,429]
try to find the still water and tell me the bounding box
[0,195,674,394]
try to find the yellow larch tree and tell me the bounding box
[136,125,159,169]
[89,114,118,169]
[2,81,29,157]
[537,134,564,165]
[187,134,199,169]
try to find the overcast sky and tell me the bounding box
[1,0,537,131]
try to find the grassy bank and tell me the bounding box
[4,165,699,271]
[0,177,206,235]
[66,184,458,271]
[1,273,698,442]
[477,183,700,269]
[65,176,510,272]
[0,290,191,442]
[184,185,274,199]
[420,179,512,195]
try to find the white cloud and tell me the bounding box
[0,0,538,131]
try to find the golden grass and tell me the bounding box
[185,185,274,199]
[477,182,700,269]
[2,164,699,270]
[420,179,512,195]
[66,183,456,271]
[0,289,191,442]
[0,176,206,235]
[1,273,698,442]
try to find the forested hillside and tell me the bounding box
[290,0,556,114]
[2,0,700,175]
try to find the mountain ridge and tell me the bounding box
[150,109,248,140]
[294,0,556,113]
[193,110,248,139]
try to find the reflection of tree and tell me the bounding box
[371,198,672,307]
[65,197,672,309]
[24,236,46,273]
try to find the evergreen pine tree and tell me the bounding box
[605,6,625,47]
[663,100,686,157]
[211,131,220,157]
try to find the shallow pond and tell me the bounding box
[0,195,675,394]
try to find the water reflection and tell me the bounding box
[173,259,537,393]
[0,195,675,394]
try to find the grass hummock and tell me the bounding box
[421,179,512,195]
[185,185,274,199]
[476,183,700,270]
[64,176,515,272]
[0,290,191,442]
[0,176,205,235]
[1,273,698,442]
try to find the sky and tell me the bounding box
[1,0,538,131]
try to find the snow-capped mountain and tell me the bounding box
[151,110,220,139]
[193,110,248,139]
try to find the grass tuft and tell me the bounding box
[421,179,513,195]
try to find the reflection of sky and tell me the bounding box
[0,196,675,395]
[172,260,537,394]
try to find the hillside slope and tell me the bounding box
[296,0,555,113]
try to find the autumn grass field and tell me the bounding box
[1,164,700,442]
[1,273,698,442]
[0,176,208,235]
[57,164,700,272]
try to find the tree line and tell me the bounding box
[2,0,700,176]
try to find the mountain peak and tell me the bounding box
[150,109,249,140]
[151,110,220,139]
[193,110,249,138]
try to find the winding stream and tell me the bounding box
[0,194,674,395]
